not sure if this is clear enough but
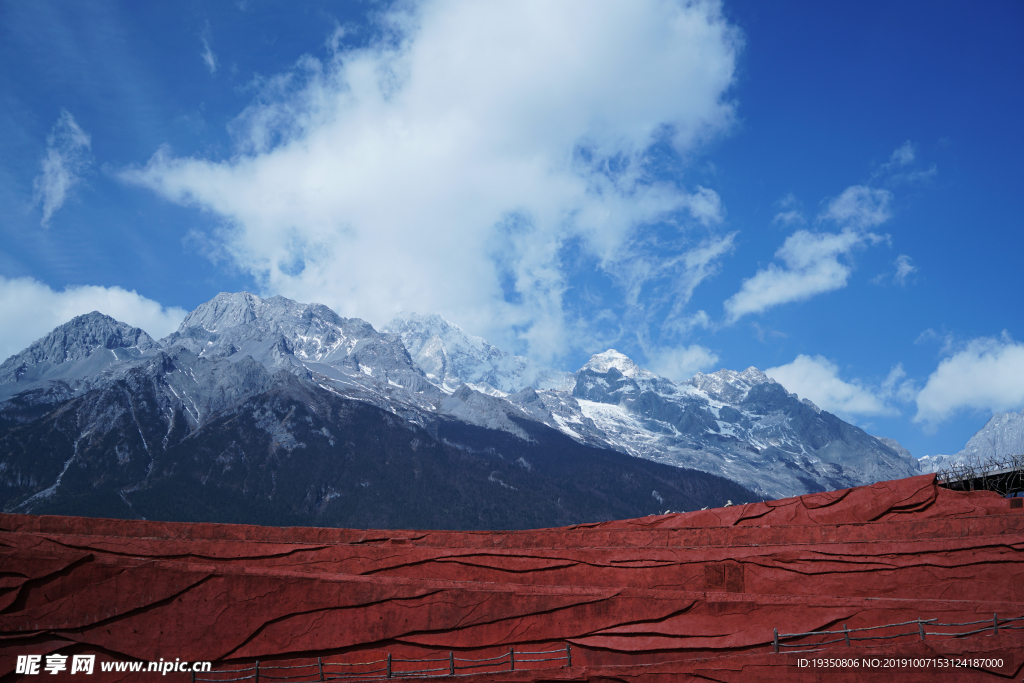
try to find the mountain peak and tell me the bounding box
[177,291,265,333]
[0,311,159,386]
[384,312,573,393]
[581,349,656,379]
[2,311,157,368]
[384,312,487,355]
[686,366,772,403]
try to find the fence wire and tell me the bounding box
[935,453,1024,496]
[773,614,1023,653]
[195,644,572,682]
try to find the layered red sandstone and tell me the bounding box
[0,474,1021,681]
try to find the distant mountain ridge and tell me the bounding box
[917,409,1024,473]
[382,312,574,394]
[0,312,159,389]
[0,293,753,528]
[386,313,920,499]
[0,292,927,528]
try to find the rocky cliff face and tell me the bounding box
[562,356,916,500]
[383,312,573,394]
[384,323,920,500]
[0,292,927,525]
[918,409,1024,473]
[0,311,159,392]
[0,293,751,527]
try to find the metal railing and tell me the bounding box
[772,614,1024,653]
[936,453,1024,497]
[194,645,572,682]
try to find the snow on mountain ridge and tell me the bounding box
[686,367,772,404]
[375,319,917,499]
[918,409,1024,473]
[383,312,574,394]
[582,350,658,379]
[0,312,161,394]
[1,293,925,502]
[570,350,919,499]
[958,409,1024,461]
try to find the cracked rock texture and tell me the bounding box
[0,474,1021,682]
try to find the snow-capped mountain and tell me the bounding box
[570,354,916,499]
[917,409,1024,473]
[0,292,930,526]
[383,315,919,499]
[383,312,573,394]
[0,311,160,393]
[0,293,752,528]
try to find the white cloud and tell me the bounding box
[893,254,917,285]
[776,192,799,208]
[121,0,741,363]
[751,322,786,343]
[819,185,892,229]
[610,230,734,352]
[33,110,92,227]
[880,363,918,403]
[873,141,937,185]
[723,228,883,321]
[683,185,725,226]
[681,232,734,288]
[200,36,218,74]
[914,334,1024,425]
[888,141,914,167]
[0,276,187,362]
[765,354,894,417]
[771,192,805,226]
[772,209,805,226]
[869,253,918,286]
[646,344,719,381]
[724,180,894,322]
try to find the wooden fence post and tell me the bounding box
[918,619,925,640]
[566,643,572,667]
[317,656,324,682]
[386,653,392,678]
[509,646,515,671]
[843,624,850,647]
[773,628,779,653]
[254,661,260,683]
[449,651,454,676]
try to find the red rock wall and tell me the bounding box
[0,474,1021,681]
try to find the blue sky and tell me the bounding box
[1,0,1022,458]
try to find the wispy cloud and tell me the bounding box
[893,254,917,285]
[887,141,915,167]
[0,276,187,361]
[33,110,92,227]
[723,227,884,322]
[880,363,918,404]
[724,183,893,322]
[751,322,786,343]
[122,0,742,363]
[200,23,218,74]
[772,209,805,227]
[818,185,892,229]
[873,140,937,185]
[870,253,918,287]
[914,333,1024,426]
[771,192,805,226]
